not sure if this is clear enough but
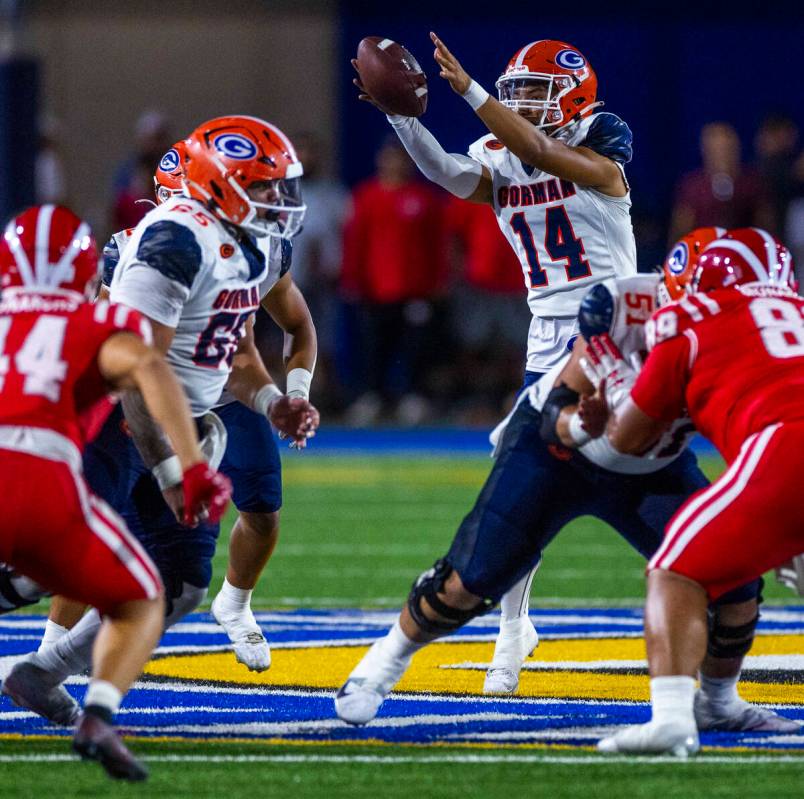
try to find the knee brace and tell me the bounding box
[706,606,760,660]
[406,559,493,636]
[0,564,49,614]
[163,581,208,629]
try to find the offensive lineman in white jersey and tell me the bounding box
[2,116,320,725]
[335,228,799,733]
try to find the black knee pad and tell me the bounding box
[406,559,494,636]
[706,606,760,660]
[0,564,48,614]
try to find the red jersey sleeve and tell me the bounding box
[630,332,691,421]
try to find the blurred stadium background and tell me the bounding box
[3,0,804,426]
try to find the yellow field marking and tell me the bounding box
[145,635,804,705]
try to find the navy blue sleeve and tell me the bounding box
[101,236,119,287]
[279,239,293,278]
[578,283,614,340]
[135,221,203,289]
[581,113,633,164]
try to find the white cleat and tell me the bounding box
[335,640,411,726]
[211,594,271,673]
[598,719,699,757]
[483,617,539,695]
[694,691,802,733]
[1,661,79,726]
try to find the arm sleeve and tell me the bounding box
[110,220,201,327]
[578,283,615,340]
[386,114,483,198]
[630,334,690,421]
[580,113,633,165]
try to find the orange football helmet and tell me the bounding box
[154,140,188,204]
[660,226,726,304]
[495,40,599,130]
[183,115,305,238]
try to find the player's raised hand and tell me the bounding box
[582,334,638,411]
[182,463,232,527]
[350,59,395,114]
[269,395,320,449]
[430,32,471,95]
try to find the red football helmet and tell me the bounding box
[692,228,796,294]
[0,205,99,298]
[495,40,599,130]
[660,226,726,304]
[154,140,188,204]
[183,115,305,238]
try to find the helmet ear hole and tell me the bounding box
[209,180,224,200]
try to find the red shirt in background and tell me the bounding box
[674,168,768,230]
[341,179,447,303]
[444,197,523,294]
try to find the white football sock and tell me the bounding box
[216,578,253,613]
[84,679,122,716]
[650,675,696,725]
[499,566,538,622]
[383,620,425,660]
[37,620,70,652]
[698,672,741,706]
[32,609,100,682]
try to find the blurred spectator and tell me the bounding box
[755,113,800,236]
[110,110,172,231]
[670,122,772,243]
[290,132,349,410]
[444,197,529,421]
[340,138,448,425]
[35,115,66,205]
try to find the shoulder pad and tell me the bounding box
[102,236,120,287]
[280,239,292,278]
[579,283,615,340]
[581,113,633,165]
[135,220,203,289]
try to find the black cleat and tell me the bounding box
[72,712,148,782]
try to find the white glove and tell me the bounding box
[579,334,638,411]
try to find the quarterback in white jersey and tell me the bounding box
[356,34,636,373]
[335,230,797,735]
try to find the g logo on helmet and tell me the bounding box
[213,133,258,160]
[159,148,180,173]
[668,243,689,275]
[555,49,586,70]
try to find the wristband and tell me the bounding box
[153,455,182,490]
[567,412,592,447]
[286,367,313,400]
[462,80,490,111]
[253,383,283,417]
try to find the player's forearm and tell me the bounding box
[121,390,176,469]
[130,352,203,470]
[385,114,483,198]
[227,346,278,411]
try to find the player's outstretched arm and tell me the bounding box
[351,58,492,203]
[98,332,231,524]
[430,32,625,197]
[260,273,317,397]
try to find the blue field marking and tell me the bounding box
[290,428,721,456]
[1,608,802,751]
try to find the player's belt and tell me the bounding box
[0,425,82,473]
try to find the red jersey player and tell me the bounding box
[588,228,804,755]
[0,205,231,780]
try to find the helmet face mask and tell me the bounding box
[496,73,575,129]
[243,176,305,239]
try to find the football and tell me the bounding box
[355,36,428,117]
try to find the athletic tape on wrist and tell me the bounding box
[462,80,490,111]
[153,455,182,490]
[286,367,312,400]
[254,383,283,417]
[568,412,592,446]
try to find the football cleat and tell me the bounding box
[73,712,148,781]
[335,640,411,726]
[694,692,802,732]
[597,719,700,757]
[1,661,79,725]
[483,616,539,695]
[211,594,271,672]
